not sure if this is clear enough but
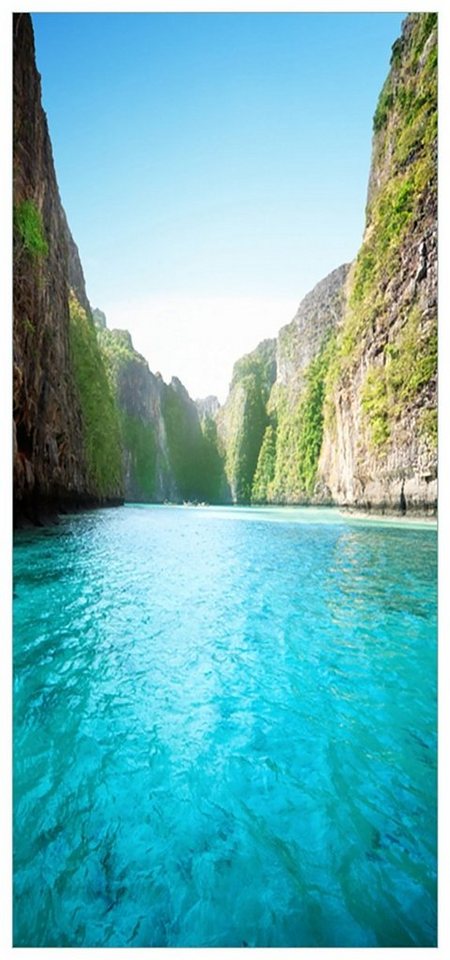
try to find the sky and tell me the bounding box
[32,11,405,402]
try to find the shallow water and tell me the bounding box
[13,504,437,946]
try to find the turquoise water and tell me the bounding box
[13,504,437,947]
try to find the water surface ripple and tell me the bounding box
[13,505,437,946]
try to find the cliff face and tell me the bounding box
[219,13,437,514]
[276,264,350,391]
[216,339,276,503]
[12,10,225,517]
[13,13,123,522]
[257,265,350,504]
[97,323,226,503]
[319,13,437,514]
[162,377,226,503]
[195,396,220,420]
[96,325,175,502]
[217,269,348,505]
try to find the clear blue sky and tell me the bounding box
[32,12,405,400]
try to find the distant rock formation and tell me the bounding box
[92,308,107,329]
[216,339,277,503]
[97,324,227,503]
[276,264,350,391]
[195,396,221,420]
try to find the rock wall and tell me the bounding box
[13,13,123,522]
[12,10,225,517]
[97,323,226,503]
[216,339,276,502]
[218,13,437,515]
[217,269,348,504]
[95,325,175,502]
[195,396,220,420]
[162,377,226,503]
[260,266,350,504]
[276,264,350,391]
[319,13,437,514]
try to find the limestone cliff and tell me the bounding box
[195,396,220,420]
[12,10,224,517]
[96,325,176,502]
[219,13,437,515]
[162,378,226,502]
[97,321,226,503]
[319,13,437,514]
[254,265,349,504]
[217,267,348,505]
[276,265,350,392]
[13,13,123,523]
[216,339,276,503]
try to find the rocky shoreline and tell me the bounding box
[13,494,124,530]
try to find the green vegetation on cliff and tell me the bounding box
[162,386,223,502]
[69,293,123,496]
[96,326,137,387]
[325,12,437,453]
[221,341,276,503]
[200,415,226,502]
[419,407,437,449]
[336,162,432,375]
[360,306,437,448]
[251,424,277,503]
[204,18,436,510]
[120,414,157,499]
[294,339,336,495]
[96,323,226,503]
[13,199,48,258]
[97,327,159,499]
[254,334,335,502]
